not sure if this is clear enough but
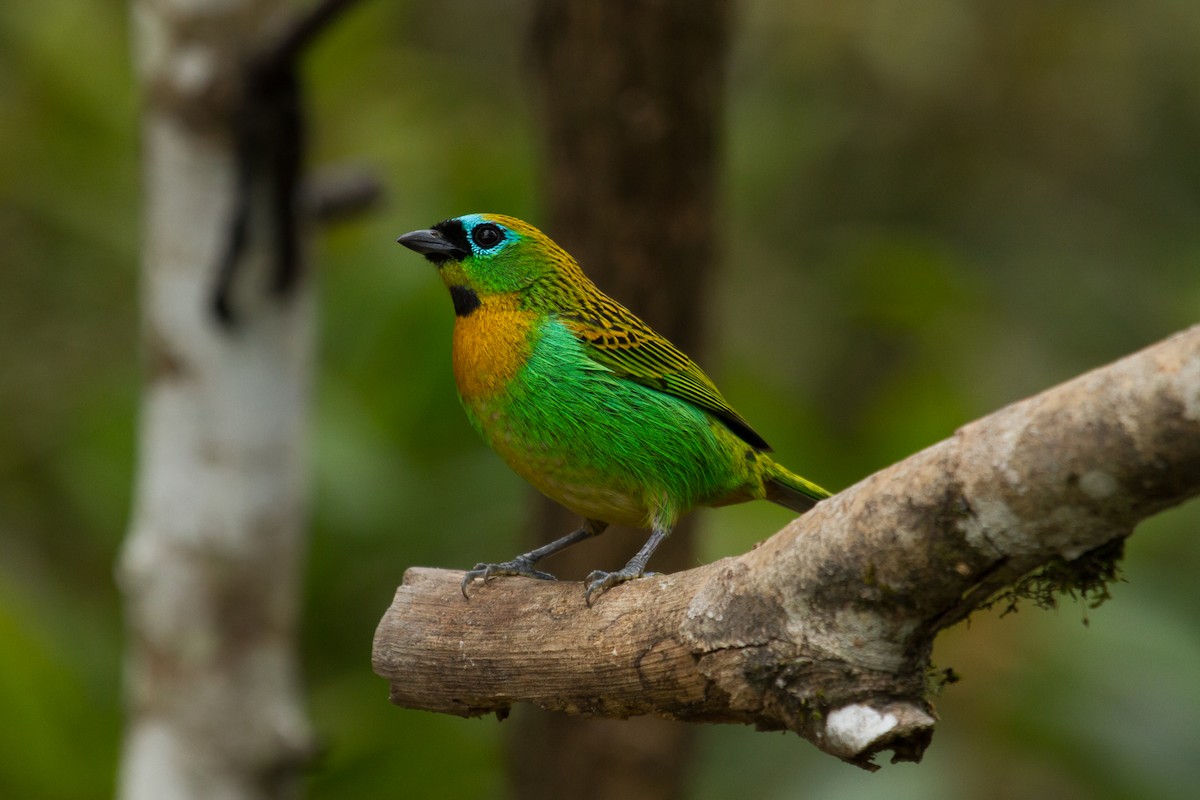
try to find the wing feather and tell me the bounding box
[560,299,771,451]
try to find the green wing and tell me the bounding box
[560,297,772,451]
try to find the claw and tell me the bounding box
[584,566,644,606]
[460,557,557,599]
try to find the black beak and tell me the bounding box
[396,229,468,262]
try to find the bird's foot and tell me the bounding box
[584,565,645,606]
[461,556,556,598]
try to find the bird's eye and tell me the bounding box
[472,223,504,250]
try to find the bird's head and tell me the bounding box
[397,214,574,316]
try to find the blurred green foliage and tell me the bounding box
[1,0,1198,798]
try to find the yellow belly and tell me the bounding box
[513,450,653,527]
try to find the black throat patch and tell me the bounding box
[449,285,481,317]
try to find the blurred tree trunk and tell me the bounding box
[515,1,732,797]
[118,0,318,797]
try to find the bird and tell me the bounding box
[397,213,831,604]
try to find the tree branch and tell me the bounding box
[373,324,1200,770]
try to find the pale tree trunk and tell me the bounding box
[118,1,359,797]
[514,1,732,797]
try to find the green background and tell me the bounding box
[2,1,1198,798]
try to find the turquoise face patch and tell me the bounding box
[458,213,516,257]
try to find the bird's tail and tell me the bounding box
[763,459,832,514]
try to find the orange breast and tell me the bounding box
[452,293,537,401]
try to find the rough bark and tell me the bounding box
[118,1,360,797]
[517,1,732,795]
[374,324,1200,770]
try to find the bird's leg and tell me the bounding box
[585,524,669,606]
[461,518,608,598]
